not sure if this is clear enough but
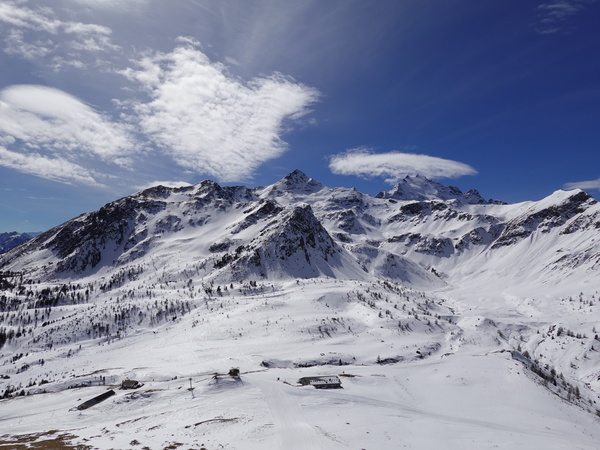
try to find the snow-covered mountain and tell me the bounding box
[0,231,35,253]
[375,173,504,205]
[3,170,598,290]
[1,171,599,449]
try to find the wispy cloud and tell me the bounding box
[0,1,113,37]
[329,148,477,184]
[0,85,135,163]
[120,40,319,182]
[564,178,600,191]
[0,146,102,186]
[0,43,319,187]
[71,0,149,9]
[0,0,117,67]
[0,3,320,187]
[534,0,596,34]
[0,85,136,186]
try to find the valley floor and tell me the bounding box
[1,279,600,449]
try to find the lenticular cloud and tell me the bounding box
[329,148,477,184]
[0,85,135,186]
[0,86,133,161]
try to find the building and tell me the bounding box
[76,390,115,410]
[121,379,143,389]
[297,376,342,389]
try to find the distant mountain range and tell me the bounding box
[2,170,598,291]
[0,231,39,254]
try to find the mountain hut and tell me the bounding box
[121,379,143,389]
[297,376,342,389]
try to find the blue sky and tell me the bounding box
[1,0,599,232]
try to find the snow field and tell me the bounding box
[1,278,600,448]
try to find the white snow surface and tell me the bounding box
[1,172,599,449]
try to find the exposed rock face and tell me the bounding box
[230,200,283,235]
[492,191,597,248]
[224,205,342,279]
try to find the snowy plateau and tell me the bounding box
[1,170,600,449]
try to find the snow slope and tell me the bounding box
[1,171,599,448]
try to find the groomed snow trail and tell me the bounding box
[252,377,333,450]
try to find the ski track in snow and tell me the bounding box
[327,389,572,443]
[252,378,333,450]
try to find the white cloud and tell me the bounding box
[0,145,102,186]
[534,0,596,33]
[120,42,319,182]
[0,1,113,36]
[71,0,149,9]
[0,85,135,164]
[0,2,60,33]
[0,1,117,66]
[564,178,600,191]
[4,28,54,60]
[0,85,136,185]
[329,148,477,184]
[0,5,321,186]
[539,1,582,18]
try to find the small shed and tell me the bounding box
[121,379,143,389]
[298,376,342,389]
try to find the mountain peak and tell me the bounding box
[286,169,310,181]
[376,175,499,204]
[266,170,325,196]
